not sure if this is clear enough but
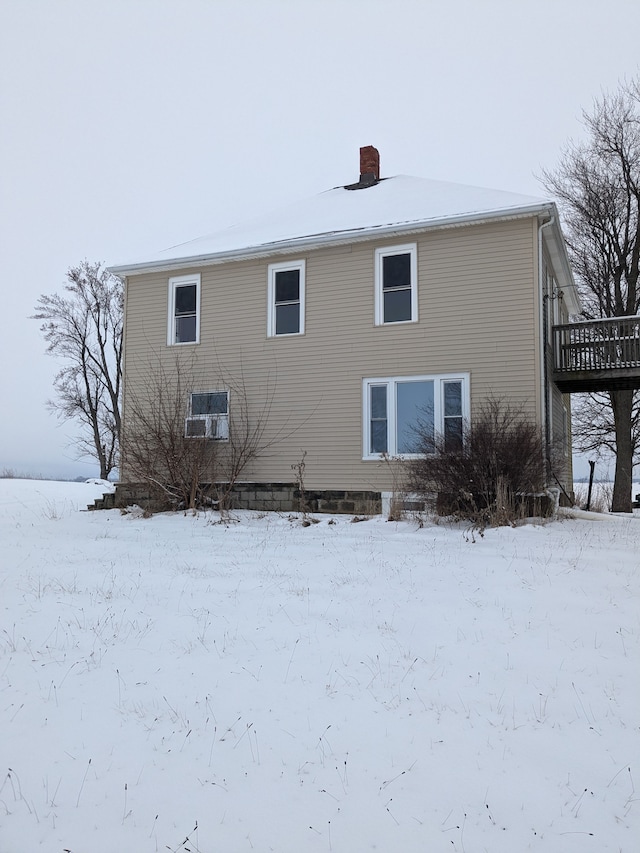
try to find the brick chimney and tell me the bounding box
[345,146,381,190]
[359,145,380,184]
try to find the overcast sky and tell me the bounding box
[1,0,639,480]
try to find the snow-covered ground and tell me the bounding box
[1,480,638,852]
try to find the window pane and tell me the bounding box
[192,392,228,415]
[371,421,389,453]
[175,284,197,316]
[444,417,463,452]
[370,385,387,419]
[397,381,433,454]
[383,289,412,323]
[176,315,196,343]
[275,303,300,335]
[382,253,411,289]
[370,385,387,454]
[371,420,388,454]
[444,381,462,416]
[275,270,300,303]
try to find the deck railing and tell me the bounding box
[553,316,640,374]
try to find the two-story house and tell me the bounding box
[110,147,579,513]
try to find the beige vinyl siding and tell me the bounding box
[122,216,541,492]
[550,384,572,485]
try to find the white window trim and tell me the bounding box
[374,243,418,326]
[167,273,201,346]
[362,372,470,460]
[185,390,230,441]
[267,260,306,337]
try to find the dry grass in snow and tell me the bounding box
[0,480,638,852]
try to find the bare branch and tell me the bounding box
[122,353,284,513]
[407,398,548,529]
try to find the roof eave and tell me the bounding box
[108,202,555,277]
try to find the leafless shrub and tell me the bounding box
[290,451,320,526]
[291,450,310,519]
[122,355,278,513]
[407,399,547,529]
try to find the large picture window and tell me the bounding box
[374,243,418,325]
[168,274,201,345]
[267,260,305,337]
[363,374,469,459]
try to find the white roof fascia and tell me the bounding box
[109,202,554,277]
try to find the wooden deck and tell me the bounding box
[552,316,640,392]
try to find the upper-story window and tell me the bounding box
[374,243,418,325]
[168,274,201,345]
[267,260,305,337]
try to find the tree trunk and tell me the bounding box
[611,389,633,512]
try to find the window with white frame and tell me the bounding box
[267,260,305,337]
[363,374,469,459]
[168,274,201,345]
[374,243,418,325]
[184,391,229,440]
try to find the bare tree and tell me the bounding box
[541,78,640,511]
[33,261,123,479]
[571,391,640,471]
[123,354,278,512]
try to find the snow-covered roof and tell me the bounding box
[109,174,558,275]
